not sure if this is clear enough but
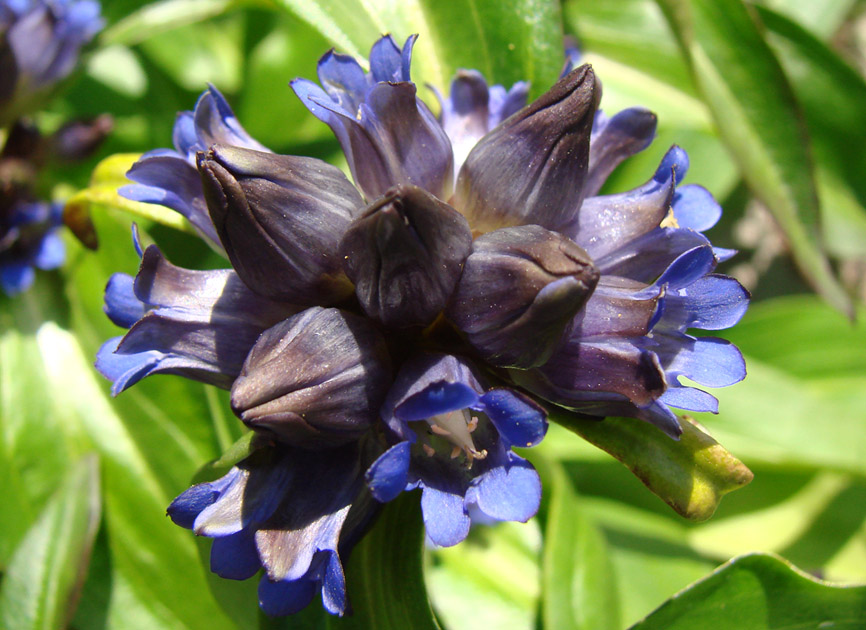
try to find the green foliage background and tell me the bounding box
[2,0,866,628]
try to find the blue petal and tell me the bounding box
[31,231,65,270]
[673,184,722,232]
[321,552,348,616]
[665,274,750,330]
[396,381,479,422]
[420,487,470,547]
[103,273,146,328]
[258,575,317,617]
[316,50,368,114]
[714,247,737,262]
[661,336,746,388]
[365,441,411,503]
[488,82,529,127]
[654,145,689,185]
[369,34,403,83]
[467,457,541,523]
[291,77,352,121]
[211,531,261,580]
[0,261,35,295]
[659,386,719,413]
[172,111,198,157]
[478,388,547,448]
[655,245,716,291]
[167,471,239,529]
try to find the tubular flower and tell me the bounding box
[98,34,748,616]
[0,0,103,124]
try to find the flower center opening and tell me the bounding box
[419,409,488,465]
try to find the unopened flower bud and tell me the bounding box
[447,225,600,368]
[339,185,472,328]
[198,145,364,305]
[231,307,391,448]
[454,65,600,234]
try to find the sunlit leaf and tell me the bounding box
[554,412,753,521]
[629,553,866,629]
[536,459,620,630]
[692,296,866,473]
[754,5,866,259]
[428,521,540,630]
[100,0,241,46]
[0,456,101,630]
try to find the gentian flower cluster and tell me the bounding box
[97,35,748,616]
[0,0,106,295]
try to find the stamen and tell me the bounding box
[450,446,461,459]
[660,207,679,229]
[423,443,436,457]
[430,424,452,436]
[426,409,479,457]
[467,416,478,432]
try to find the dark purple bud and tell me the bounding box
[50,114,113,162]
[231,307,391,448]
[291,77,454,202]
[198,145,364,305]
[447,225,600,368]
[339,185,473,328]
[454,65,600,234]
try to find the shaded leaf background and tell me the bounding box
[2,0,866,628]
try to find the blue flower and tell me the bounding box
[366,353,546,547]
[0,200,64,295]
[167,440,379,616]
[100,33,749,617]
[0,0,103,123]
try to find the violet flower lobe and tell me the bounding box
[97,33,749,618]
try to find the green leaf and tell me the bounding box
[553,412,753,521]
[0,456,101,630]
[273,0,564,98]
[100,0,241,47]
[629,553,866,629]
[690,296,866,474]
[753,5,866,259]
[656,0,853,316]
[756,0,857,40]
[428,521,540,630]
[537,459,620,630]
[333,493,442,630]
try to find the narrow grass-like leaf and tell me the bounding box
[101,0,242,46]
[0,456,101,630]
[536,458,620,630]
[629,553,866,629]
[332,493,441,630]
[754,5,866,258]
[553,412,753,521]
[656,0,852,316]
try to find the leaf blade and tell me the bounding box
[656,0,852,316]
[0,456,101,630]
